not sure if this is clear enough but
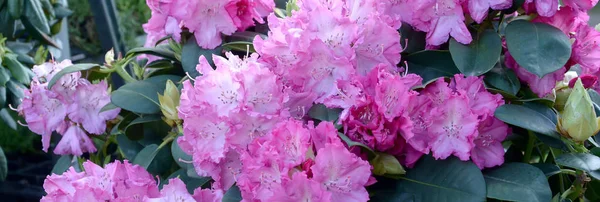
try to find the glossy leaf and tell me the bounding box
[182,38,221,78]
[555,153,600,180]
[126,46,178,62]
[308,104,343,122]
[505,20,571,78]
[0,147,5,181]
[111,75,180,114]
[116,133,144,160]
[396,156,486,202]
[132,144,160,169]
[3,54,30,84]
[21,17,59,48]
[23,0,50,34]
[164,169,210,193]
[494,104,561,139]
[405,51,460,85]
[531,163,561,177]
[51,155,72,175]
[484,163,552,202]
[7,0,23,18]
[47,63,100,89]
[223,185,242,202]
[450,30,502,76]
[484,62,521,95]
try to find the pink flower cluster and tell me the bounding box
[17,60,120,156]
[254,0,403,116]
[143,0,274,49]
[506,3,600,97]
[339,69,509,169]
[177,52,373,201]
[41,160,222,201]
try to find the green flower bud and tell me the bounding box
[557,78,600,142]
[554,71,578,111]
[158,80,181,126]
[104,48,115,66]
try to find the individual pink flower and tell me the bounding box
[354,17,402,75]
[41,168,86,201]
[237,147,286,201]
[68,81,120,135]
[311,143,371,202]
[187,1,237,49]
[108,161,160,200]
[311,121,344,151]
[467,0,512,23]
[533,7,589,35]
[54,124,96,156]
[505,52,566,97]
[226,0,265,31]
[403,0,473,46]
[193,188,224,202]
[177,114,230,174]
[267,120,311,168]
[563,0,598,11]
[571,24,600,75]
[17,85,66,152]
[269,172,332,202]
[470,117,510,169]
[146,178,196,202]
[450,74,504,118]
[428,93,478,161]
[405,94,434,154]
[374,70,421,121]
[524,0,558,17]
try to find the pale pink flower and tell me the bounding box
[269,172,332,202]
[312,143,371,202]
[68,81,120,135]
[17,85,66,152]
[188,1,237,49]
[54,124,96,156]
[146,178,196,202]
[533,7,589,35]
[467,0,512,23]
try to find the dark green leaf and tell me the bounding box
[484,62,521,95]
[308,104,343,122]
[126,46,178,62]
[111,76,180,114]
[6,79,24,98]
[99,103,118,113]
[396,156,486,202]
[171,136,193,170]
[0,87,6,107]
[116,133,144,160]
[588,89,600,108]
[146,143,173,175]
[0,146,5,181]
[484,163,552,202]
[225,31,266,42]
[3,54,30,84]
[531,163,561,177]
[23,0,50,34]
[338,132,376,159]
[555,153,600,180]
[40,0,54,18]
[0,108,17,130]
[494,104,561,139]
[222,41,256,53]
[504,0,525,14]
[449,30,502,76]
[0,6,16,38]
[223,185,242,202]
[7,0,23,18]
[182,38,222,78]
[585,180,600,201]
[405,51,460,85]
[47,63,100,89]
[21,16,59,48]
[51,155,72,174]
[146,59,174,69]
[400,24,426,54]
[0,68,10,87]
[132,144,159,169]
[16,53,35,66]
[124,115,162,140]
[505,20,571,78]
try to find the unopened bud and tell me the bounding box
[105,48,115,67]
[158,80,181,126]
[557,78,600,142]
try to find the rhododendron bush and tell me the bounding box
[14,0,600,201]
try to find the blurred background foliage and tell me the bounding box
[67,0,150,55]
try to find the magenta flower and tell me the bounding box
[269,172,332,202]
[429,94,478,160]
[563,0,598,11]
[505,52,566,97]
[524,0,559,17]
[467,0,512,23]
[470,116,510,169]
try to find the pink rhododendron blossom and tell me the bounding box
[68,81,120,134]
[450,74,504,118]
[269,172,332,202]
[505,52,566,97]
[429,94,478,160]
[400,0,473,46]
[568,74,598,88]
[533,7,589,34]
[54,124,96,156]
[312,143,371,202]
[143,0,273,49]
[193,188,224,202]
[42,161,161,201]
[18,60,119,155]
[467,0,512,23]
[470,117,510,169]
[571,24,600,75]
[146,178,196,202]
[563,0,598,11]
[524,0,559,17]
